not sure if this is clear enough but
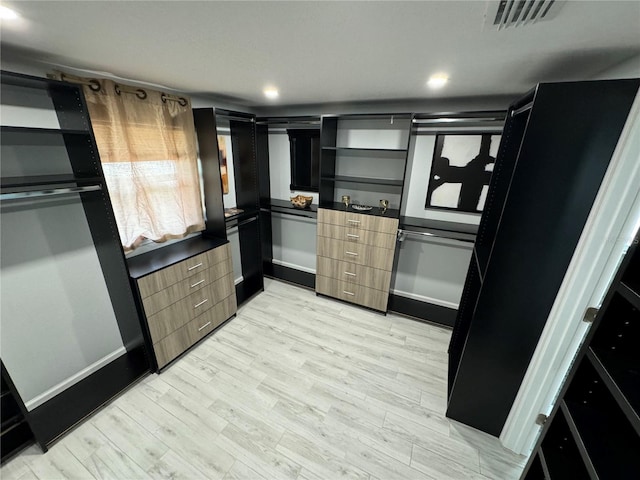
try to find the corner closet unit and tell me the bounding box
[0,71,150,450]
[446,79,640,437]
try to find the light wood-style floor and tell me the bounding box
[2,278,526,480]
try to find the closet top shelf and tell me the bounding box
[263,198,318,214]
[1,126,89,136]
[127,235,228,279]
[321,146,407,153]
[0,174,103,190]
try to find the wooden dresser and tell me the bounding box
[128,238,237,370]
[316,208,398,312]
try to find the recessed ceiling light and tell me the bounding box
[427,74,449,89]
[0,5,19,20]
[263,87,279,99]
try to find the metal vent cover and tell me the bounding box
[486,0,565,30]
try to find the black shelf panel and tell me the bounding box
[127,235,228,279]
[587,348,640,435]
[399,216,477,243]
[322,146,407,154]
[322,113,412,121]
[224,207,260,226]
[1,126,90,136]
[262,198,317,219]
[563,394,640,479]
[318,201,400,219]
[1,413,23,433]
[0,174,103,190]
[321,175,403,187]
[619,282,640,311]
[1,70,75,90]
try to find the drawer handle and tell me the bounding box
[188,262,203,271]
[194,299,209,308]
[346,234,360,238]
[347,220,360,224]
[345,251,358,256]
[343,290,355,296]
[198,321,212,331]
[191,279,205,288]
[344,271,356,276]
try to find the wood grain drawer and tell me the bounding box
[316,256,392,292]
[318,208,398,234]
[316,237,394,271]
[316,275,388,312]
[154,294,237,369]
[141,259,233,316]
[137,244,230,298]
[317,223,396,250]
[147,273,235,343]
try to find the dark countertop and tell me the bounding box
[318,201,401,219]
[127,235,228,279]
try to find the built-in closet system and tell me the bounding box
[0,70,150,455]
[257,111,505,324]
[521,228,640,479]
[446,79,640,437]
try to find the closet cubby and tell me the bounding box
[540,406,590,479]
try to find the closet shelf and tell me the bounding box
[322,146,407,154]
[559,401,599,479]
[1,126,90,136]
[587,348,640,433]
[224,208,260,226]
[0,174,102,190]
[321,175,403,187]
[618,282,640,310]
[318,201,400,219]
[263,198,318,218]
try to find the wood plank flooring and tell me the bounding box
[2,278,526,480]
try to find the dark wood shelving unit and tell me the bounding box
[521,230,640,479]
[447,79,640,437]
[1,70,151,454]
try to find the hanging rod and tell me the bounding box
[0,185,102,201]
[511,101,534,117]
[397,228,475,245]
[267,208,316,220]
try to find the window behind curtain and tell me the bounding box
[77,78,205,252]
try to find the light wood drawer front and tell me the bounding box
[154,294,237,369]
[317,223,396,250]
[318,208,398,234]
[138,245,230,298]
[147,273,234,343]
[316,237,394,271]
[142,259,233,316]
[316,256,392,292]
[316,275,388,312]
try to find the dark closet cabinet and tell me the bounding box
[447,79,640,436]
[521,231,640,479]
[0,71,150,452]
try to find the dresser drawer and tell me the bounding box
[316,275,388,312]
[316,256,392,292]
[318,208,398,234]
[154,294,237,369]
[137,244,230,298]
[142,259,233,316]
[316,237,395,271]
[147,273,235,343]
[317,223,396,250]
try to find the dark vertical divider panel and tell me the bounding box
[319,117,337,203]
[447,79,640,436]
[193,108,227,239]
[256,124,273,274]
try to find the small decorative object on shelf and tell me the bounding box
[342,195,350,207]
[379,199,389,213]
[351,204,373,211]
[224,207,244,218]
[290,194,313,209]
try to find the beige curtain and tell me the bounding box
[53,73,205,252]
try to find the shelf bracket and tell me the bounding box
[582,307,599,323]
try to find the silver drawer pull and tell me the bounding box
[198,321,212,331]
[194,299,209,308]
[344,271,356,276]
[191,279,205,288]
[346,234,360,238]
[343,290,355,296]
[347,219,360,224]
[187,262,203,271]
[345,251,358,256]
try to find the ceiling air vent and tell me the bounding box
[487,0,565,30]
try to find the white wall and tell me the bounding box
[591,53,640,80]
[271,212,317,273]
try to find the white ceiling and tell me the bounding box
[1,1,639,107]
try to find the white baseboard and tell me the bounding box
[271,259,316,275]
[25,346,127,411]
[234,275,244,285]
[390,289,458,310]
